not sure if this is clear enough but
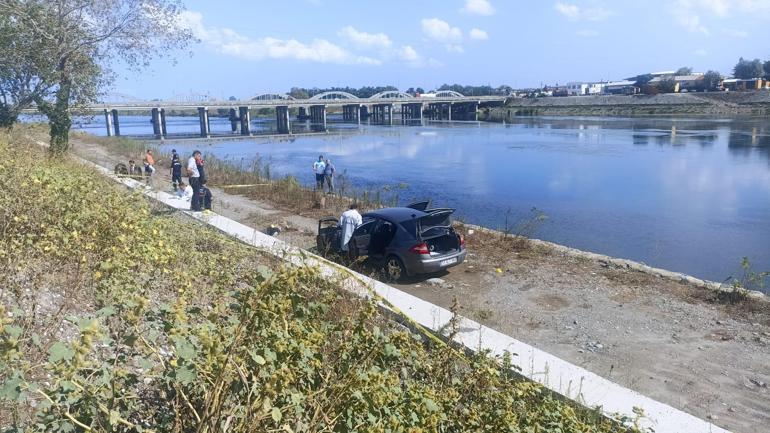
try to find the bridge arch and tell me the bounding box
[370,90,414,99]
[251,93,295,101]
[309,91,359,101]
[165,92,217,103]
[434,90,464,98]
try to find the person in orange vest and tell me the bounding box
[144,150,156,177]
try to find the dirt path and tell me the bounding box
[71,137,770,433]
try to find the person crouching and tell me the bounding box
[196,179,213,211]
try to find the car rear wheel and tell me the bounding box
[384,255,406,283]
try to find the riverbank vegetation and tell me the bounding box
[75,130,408,219]
[0,129,642,432]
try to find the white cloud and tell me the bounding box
[421,18,463,42]
[397,45,419,61]
[694,48,708,56]
[670,0,770,34]
[555,2,580,19]
[685,0,770,16]
[469,28,489,40]
[394,45,437,68]
[673,11,709,33]
[722,28,749,37]
[554,2,612,21]
[461,0,495,16]
[576,29,599,37]
[178,11,379,65]
[338,26,392,49]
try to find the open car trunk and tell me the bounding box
[418,209,461,255]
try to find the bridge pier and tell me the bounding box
[151,107,165,139]
[229,108,238,133]
[371,103,393,125]
[427,103,454,121]
[198,107,210,138]
[111,109,121,136]
[452,102,479,121]
[275,105,290,134]
[341,104,361,124]
[160,109,168,137]
[401,103,423,125]
[309,105,326,131]
[239,106,251,135]
[103,109,114,137]
[297,106,308,121]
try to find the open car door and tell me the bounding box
[348,219,376,258]
[405,200,431,211]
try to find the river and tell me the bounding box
[74,114,770,288]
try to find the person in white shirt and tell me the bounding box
[187,150,202,211]
[340,203,363,251]
[176,182,193,201]
[312,155,326,191]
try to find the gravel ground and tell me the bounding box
[72,136,770,433]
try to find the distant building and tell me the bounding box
[675,74,705,92]
[604,80,638,95]
[566,82,606,96]
[648,74,705,93]
[722,78,770,91]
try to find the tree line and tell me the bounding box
[285,84,513,99]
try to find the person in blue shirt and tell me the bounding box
[323,158,335,194]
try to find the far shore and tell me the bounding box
[484,90,770,119]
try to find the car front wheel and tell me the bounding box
[384,256,406,283]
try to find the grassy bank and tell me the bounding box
[0,132,637,431]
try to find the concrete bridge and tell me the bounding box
[87,90,507,138]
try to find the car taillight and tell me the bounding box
[409,242,430,255]
[459,234,465,247]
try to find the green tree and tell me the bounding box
[656,77,678,93]
[0,0,192,154]
[703,70,722,91]
[764,60,770,78]
[632,73,654,88]
[732,57,764,79]
[675,66,693,75]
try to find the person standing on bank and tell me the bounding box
[196,154,206,185]
[187,150,202,211]
[340,203,362,252]
[170,149,182,190]
[144,150,156,184]
[312,155,325,191]
[323,158,335,194]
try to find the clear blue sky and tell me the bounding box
[112,0,770,99]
